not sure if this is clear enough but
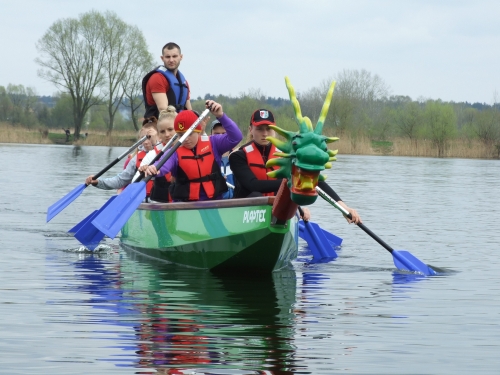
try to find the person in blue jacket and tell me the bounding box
[209,119,234,198]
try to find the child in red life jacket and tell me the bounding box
[136,106,177,202]
[85,121,158,194]
[145,100,243,202]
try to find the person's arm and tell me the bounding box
[152,92,169,112]
[146,153,178,178]
[184,81,192,109]
[206,99,242,155]
[91,155,137,190]
[229,150,282,194]
[211,113,243,154]
[148,73,170,111]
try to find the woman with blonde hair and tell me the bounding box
[136,106,177,202]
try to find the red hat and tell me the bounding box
[250,109,275,126]
[174,110,202,133]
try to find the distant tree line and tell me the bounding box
[0,84,136,133]
[2,70,500,157]
[193,71,500,157]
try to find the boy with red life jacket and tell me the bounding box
[145,100,243,202]
[85,121,158,195]
[229,109,362,224]
[135,106,177,202]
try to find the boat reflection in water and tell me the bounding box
[71,249,299,374]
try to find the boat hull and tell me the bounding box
[120,197,298,273]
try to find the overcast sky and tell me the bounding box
[1,0,499,103]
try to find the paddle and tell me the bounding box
[315,186,438,276]
[91,108,211,239]
[46,135,150,222]
[71,134,180,250]
[73,196,117,250]
[297,206,339,260]
[132,133,179,183]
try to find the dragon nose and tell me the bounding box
[295,145,329,171]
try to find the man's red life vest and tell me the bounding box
[172,138,227,201]
[243,141,279,197]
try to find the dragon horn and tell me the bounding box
[266,136,288,152]
[269,125,292,140]
[315,81,336,135]
[285,76,310,133]
[325,136,339,144]
[266,158,289,168]
[304,116,314,131]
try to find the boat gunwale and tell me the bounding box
[138,196,275,211]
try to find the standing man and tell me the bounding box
[142,42,192,118]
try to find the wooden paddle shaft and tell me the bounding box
[93,135,149,180]
[315,186,394,254]
[135,134,179,183]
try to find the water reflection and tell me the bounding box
[72,145,82,157]
[391,271,426,286]
[65,250,298,374]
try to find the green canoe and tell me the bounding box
[120,196,299,273]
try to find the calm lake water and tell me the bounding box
[1,143,499,374]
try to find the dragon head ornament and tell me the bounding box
[265,77,339,205]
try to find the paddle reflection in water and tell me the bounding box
[63,250,299,373]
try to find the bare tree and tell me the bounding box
[6,84,25,108]
[335,69,390,102]
[100,11,153,135]
[5,84,39,126]
[36,11,108,138]
[121,56,153,131]
[329,69,390,134]
[297,83,328,124]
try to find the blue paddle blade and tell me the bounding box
[299,220,338,260]
[68,210,97,234]
[311,221,343,247]
[91,182,146,239]
[71,196,117,249]
[74,221,105,251]
[46,183,87,222]
[392,250,438,276]
[299,221,343,248]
